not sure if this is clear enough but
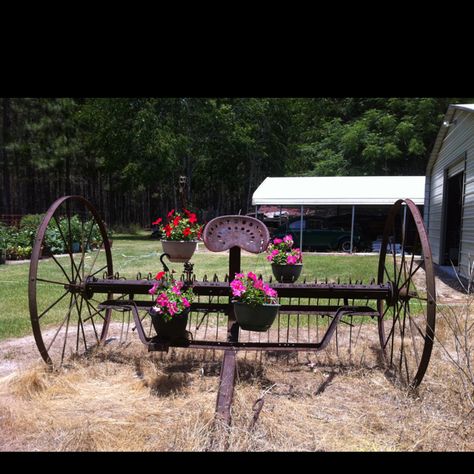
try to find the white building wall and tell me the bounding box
[428,109,474,278]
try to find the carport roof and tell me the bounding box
[252,176,425,206]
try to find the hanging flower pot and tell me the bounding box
[148,276,193,343]
[233,302,280,332]
[151,209,203,263]
[271,263,303,283]
[161,240,197,262]
[230,272,280,332]
[150,307,190,342]
[266,235,303,283]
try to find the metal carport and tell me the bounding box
[252,176,425,252]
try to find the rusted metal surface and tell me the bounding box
[83,277,393,302]
[377,199,436,388]
[203,215,270,253]
[215,349,237,425]
[28,194,438,411]
[28,195,113,367]
[228,246,241,343]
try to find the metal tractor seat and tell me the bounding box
[202,215,270,254]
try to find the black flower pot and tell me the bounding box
[150,308,190,342]
[271,263,303,283]
[233,302,280,332]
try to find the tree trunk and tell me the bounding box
[1,98,12,214]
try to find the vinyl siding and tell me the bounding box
[428,109,474,278]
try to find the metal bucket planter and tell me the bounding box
[150,308,190,342]
[271,263,303,283]
[233,302,280,332]
[161,240,197,262]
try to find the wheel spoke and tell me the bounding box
[85,240,105,279]
[54,215,80,281]
[398,301,409,381]
[74,218,97,282]
[60,294,76,364]
[46,293,75,352]
[89,264,109,279]
[406,301,421,368]
[74,295,86,352]
[398,261,423,293]
[49,254,72,283]
[84,299,106,322]
[36,277,69,286]
[38,290,70,320]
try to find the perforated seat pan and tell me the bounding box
[203,215,270,254]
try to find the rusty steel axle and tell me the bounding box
[80,277,394,303]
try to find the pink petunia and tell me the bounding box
[287,255,298,264]
[148,283,158,295]
[254,279,264,290]
[267,254,274,262]
[271,249,279,256]
[283,235,293,243]
[182,297,190,308]
[156,293,169,306]
[273,238,283,245]
[230,279,246,297]
[263,285,277,298]
[247,272,257,281]
[168,301,178,316]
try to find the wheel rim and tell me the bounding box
[340,240,351,252]
[28,196,113,367]
[377,199,436,388]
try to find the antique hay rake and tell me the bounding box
[28,196,436,424]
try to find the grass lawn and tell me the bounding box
[0,232,380,341]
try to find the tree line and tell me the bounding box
[0,98,469,228]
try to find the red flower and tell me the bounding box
[183,227,191,237]
[197,225,203,239]
[183,208,191,216]
[152,217,162,225]
[188,213,197,224]
[173,215,181,226]
[164,224,172,238]
[155,271,166,280]
[167,209,175,218]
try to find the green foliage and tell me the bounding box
[5,245,32,260]
[20,214,45,230]
[0,214,105,258]
[3,97,473,225]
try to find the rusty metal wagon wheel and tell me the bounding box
[377,199,436,389]
[28,196,113,367]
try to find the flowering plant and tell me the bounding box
[152,209,203,241]
[148,271,194,322]
[230,272,278,306]
[266,235,303,265]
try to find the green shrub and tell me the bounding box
[20,214,45,231]
[5,245,32,260]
